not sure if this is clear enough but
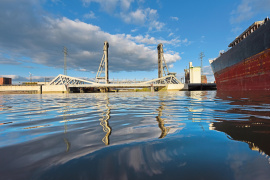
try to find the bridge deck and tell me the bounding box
[69,83,166,88]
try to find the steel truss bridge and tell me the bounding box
[49,74,181,88]
[49,41,182,90]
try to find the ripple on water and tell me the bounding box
[0,91,270,180]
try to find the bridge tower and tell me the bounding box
[96,41,109,84]
[157,43,169,78]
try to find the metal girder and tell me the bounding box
[49,74,95,85]
[96,41,109,84]
[142,75,181,85]
[157,43,169,78]
[49,74,181,86]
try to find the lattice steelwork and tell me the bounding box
[142,75,181,85]
[49,74,95,85]
[96,41,109,84]
[157,43,169,78]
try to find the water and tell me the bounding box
[0,91,270,180]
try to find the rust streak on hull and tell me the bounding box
[215,48,270,91]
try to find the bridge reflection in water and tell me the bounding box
[98,93,175,145]
[99,96,111,145]
[62,95,71,152]
[156,95,171,139]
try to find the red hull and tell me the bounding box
[215,48,270,90]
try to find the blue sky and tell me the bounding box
[1,0,270,83]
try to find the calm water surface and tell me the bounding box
[0,91,270,180]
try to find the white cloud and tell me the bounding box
[125,34,190,46]
[0,1,181,73]
[120,0,134,11]
[120,8,165,31]
[149,20,164,31]
[168,33,174,37]
[78,68,88,72]
[82,0,118,13]
[82,0,135,12]
[164,53,180,63]
[121,9,146,24]
[170,16,179,21]
[0,75,52,82]
[131,28,138,33]
[84,11,96,19]
[203,65,215,83]
[230,1,253,24]
[230,0,270,24]
[81,0,165,31]
[0,53,22,65]
[182,38,188,43]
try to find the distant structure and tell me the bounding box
[0,77,12,85]
[96,41,109,84]
[184,69,190,83]
[199,52,205,76]
[201,75,207,83]
[157,43,169,78]
[185,62,201,83]
[29,72,33,83]
[63,46,68,75]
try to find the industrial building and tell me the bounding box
[0,77,12,85]
[185,62,201,83]
[184,62,216,90]
[201,75,207,84]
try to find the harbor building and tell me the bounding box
[185,62,201,84]
[0,77,12,85]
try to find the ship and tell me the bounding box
[210,17,270,90]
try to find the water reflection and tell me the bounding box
[0,95,12,111]
[1,92,270,180]
[212,91,270,159]
[184,91,206,132]
[99,95,111,145]
[63,96,71,152]
[156,94,171,138]
[185,91,209,101]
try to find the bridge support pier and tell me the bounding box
[157,43,164,78]
[80,88,84,93]
[96,41,109,84]
[150,84,154,92]
[100,88,109,93]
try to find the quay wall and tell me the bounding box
[0,85,41,92]
[166,84,185,91]
[42,85,66,93]
[0,85,67,93]
[0,84,189,93]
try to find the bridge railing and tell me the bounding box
[109,79,151,84]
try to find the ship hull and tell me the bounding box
[214,48,270,91]
[211,18,270,91]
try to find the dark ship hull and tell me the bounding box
[210,18,270,90]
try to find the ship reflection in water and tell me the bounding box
[211,91,270,162]
[0,91,270,180]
